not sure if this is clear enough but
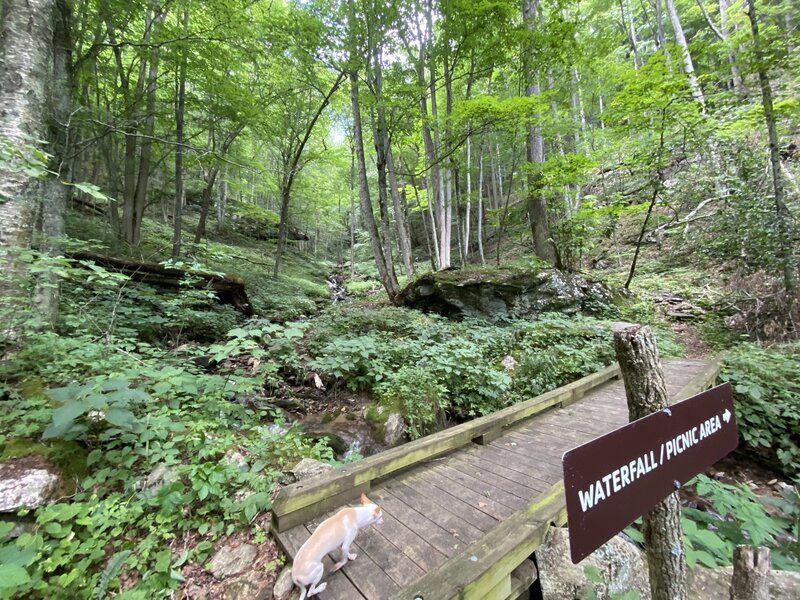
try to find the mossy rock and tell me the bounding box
[399,266,616,322]
[0,439,89,495]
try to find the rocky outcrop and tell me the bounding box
[536,527,651,599]
[0,455,61,512]
[207,543,258,580]
[399,267,615,322]
[688,564,800,599]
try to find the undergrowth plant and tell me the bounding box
[720,344,800,479]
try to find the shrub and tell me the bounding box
[374,367,448,438]
[720,344,800,479]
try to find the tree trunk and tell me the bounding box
[216,165,227,234]
[0,0,60,321]
[349,70,399,301]
[665,0,706,110]
[33,0,72,326]
[746,0,796,297]
[386,143,414,277]
[477,136,486,265]
[172,5,189,258]
[730,546,770,600]
[719,0,744,94]
[613,324,688,600]
[523,0,557,265]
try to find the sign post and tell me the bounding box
[562,382,738,563]
[563,324,739,600]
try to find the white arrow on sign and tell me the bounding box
[722,408,731,423]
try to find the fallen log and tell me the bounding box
[66,251,253,315]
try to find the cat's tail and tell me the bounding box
[298,584,308,600]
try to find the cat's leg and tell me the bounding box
[306,563,326,597]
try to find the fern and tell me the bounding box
[93,550,132,599]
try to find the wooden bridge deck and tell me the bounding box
[272,358,722,600]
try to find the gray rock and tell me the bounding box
[399,267,615,322]
[0,457,60,512]
[272,566,294,600]
[536,526,651,599]
[223,450,248,469]
[688,565,800,599]
[223,571,273,600]
[207,543,258,580]
[142,462,178,493]
[383,412,407,447]
[288,458,333,483]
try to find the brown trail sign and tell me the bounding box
[562,382,738,563]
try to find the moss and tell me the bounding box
[364,400,403,445]
[0,438,89,494]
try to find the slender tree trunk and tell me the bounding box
[130,6,167,246]
[172,5,189,258]
[719,0,744,94]
[216,165,227,234]
[665,0,706,110]
[350,70,399,300]
[523,0,557,265]
[386,144,414,276]
[33,0,71,326]
[477,136,486,265]
[746,0,796,297]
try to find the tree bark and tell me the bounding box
[33,0,72,326]
[746,0,796,298]
[523,0,557,265]
[730,546,770,600]
[172,5,189,259]
[613,324,688,600]
[665,0,706,111]
[349,70,399,301]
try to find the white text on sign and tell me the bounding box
[577,408,732,513]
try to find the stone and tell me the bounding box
[536,526,651,599]
[398,266,615,322]
[0,456,61,512]
[223,571,273,600]
[688,565,800,599]
[207,543,258,580]
[288,458,333,483]
[141,462,178,494]
[502,355,518,372]
[382,412,407,447]
[272,565,294,600]
[223,450,248,469]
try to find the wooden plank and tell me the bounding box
[348,525,425,588]
[272,365,620,531]
[368,508,449,572]
[671,353,725,402]
[391,482,567,600]
[458,450,552,492]
[430,463,523,513]
[483,573,511,599]
[373,488,463,558]
[385,479,487,539]
[473,425,503,446]
[272,481,370,532]
[445,454,541,502]
[416,467,515,521]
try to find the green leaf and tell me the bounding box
[0,564,31,588]
[43,400,90,439]
[105,407,137,428]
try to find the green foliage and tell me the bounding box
[375,366,447,438]
[227,202,279,239]
[682,475,799,571]
[0,326,329,599]
[720,344,800,478]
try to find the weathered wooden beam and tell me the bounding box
[393,482,567,600]
[671,352,726,403]
[271,365,619,532]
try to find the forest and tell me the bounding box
[0,0,798,598]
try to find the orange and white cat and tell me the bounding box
[291,493,383,600]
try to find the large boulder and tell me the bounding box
[688,565,800,599]
[536,527,651,599]
[398,267,614,322]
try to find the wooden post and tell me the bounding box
[613,323,688,600]
[731,546,770,600]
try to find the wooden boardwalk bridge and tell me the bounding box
[272,357,723,600]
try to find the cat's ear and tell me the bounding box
[360,493,370,505]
